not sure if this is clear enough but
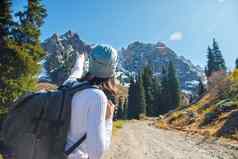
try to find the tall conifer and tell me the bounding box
[198,78,205,96]
[142,66,154,116]
[127,78,136,119]
[206,39,226,77]
[0,0,12,46]
[0,0,47,108]
[123,98,128,119]
[152,76,161,116]
[167,61,180,109]
[135,73,146,118]
[117,97,124,119]
[235,58,238,69]
[212,38,226,72]
[205,46,214,77]
[160,66,169,114]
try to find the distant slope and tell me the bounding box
[157,70,238,140]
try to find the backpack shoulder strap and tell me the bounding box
[64,134,87,155]
[67,81,99,96]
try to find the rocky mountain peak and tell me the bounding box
[51,33,60,40]
[42,31,91,55]
[119,41,204,94]
[61,30,80,41]
[63,30,74,37]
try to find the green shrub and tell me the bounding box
[112,120,126,134]
[215,100,238,113]
[199,112,218,127]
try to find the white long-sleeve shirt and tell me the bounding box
[65,88,113,159]
[63,54,85,85]
[64,54,113,159]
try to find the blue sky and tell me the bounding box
[13,0,238,69]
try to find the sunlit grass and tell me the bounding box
[231,131,238,140]
[112,120,126,134]
[155,120,169,129]
[188,94,213,113]
[203,105,216,114]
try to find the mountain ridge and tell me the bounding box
[119,40,204,94]
[40,31,204,94]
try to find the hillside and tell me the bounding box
[157,70,238,140]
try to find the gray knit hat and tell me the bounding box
[89,45,118,78]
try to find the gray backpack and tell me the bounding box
[2,82,97,159]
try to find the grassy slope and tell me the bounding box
[157,69,238,140]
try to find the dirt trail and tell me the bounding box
[103,120,238,159]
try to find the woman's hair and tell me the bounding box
[80,72,117,96]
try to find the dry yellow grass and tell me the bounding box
[188,94,212,112]
[155,120,169,129]
[231,69,238,81]
[231,131,238,139]
[112,120,127,135]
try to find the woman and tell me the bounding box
[65,45,118,159]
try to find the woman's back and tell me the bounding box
[66,87,112,159]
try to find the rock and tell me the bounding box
[216,110,238,136]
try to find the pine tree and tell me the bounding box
[206,39,226,77]
[159,63,180,114]
[160,66,170,114]
[212,38,226,72]
[205,46,214,77]
[0,0,47,108]
[117,97,124,119]
[135,73,146,118]
[152,76,161,116]
[198,78,205,96]
[0,0,22,108]
[13,0,47,64]
[14,0,47,45]
[123,98,128,119]
[142,66,154,116]
[0,0,12,46]
[0,0,12,25]
[127,78,137,119]
[13,0,47,76]
[167,61,180,110]
[236,58,238,69]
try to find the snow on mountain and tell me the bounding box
[40,31,205,94]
